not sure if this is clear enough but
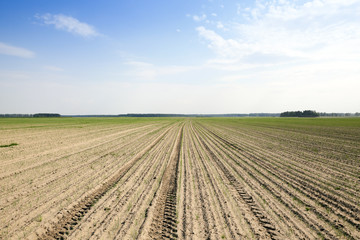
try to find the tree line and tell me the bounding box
[1,112,359,118]
[118,113,281,117]
[280,110,320,117]
[0,113,61,118]
[319,112,360,117]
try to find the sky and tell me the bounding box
[0,0,359,114]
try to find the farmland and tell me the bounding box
[0,117,359,239]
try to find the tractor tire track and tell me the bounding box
[196,123,342,239]
[38,125,174,239]
[148,125,183,239]
[201,123,359,239]
[2,125,168,239]
[193,124,281,240]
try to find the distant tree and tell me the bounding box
[0,114,33,118]
[33,113,61,117]
[301,110,319,117]
[280,110,319,117]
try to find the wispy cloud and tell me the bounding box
[216,22,224,29]
[0,42,35,58]
[196,27,242,58]
[197,0,360,66]
[193,14,207,22]
[36,13,99,37]
[190,0,360,112]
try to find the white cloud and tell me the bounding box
[196,26,244,58]
[216,22,224,29]
[36,13,99,37]
[190,0,360,112]
[265,0,360,21]
[236,4,242,15]
[193,14,207,22]
[197,0,360,66]
[0,42,35,58]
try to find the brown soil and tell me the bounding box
[1,118,359,240]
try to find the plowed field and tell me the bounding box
[0,117,359,240]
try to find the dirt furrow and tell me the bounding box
[216,124,360,195]
[1,124,163,208]
[178,123,191,239]
[201,123,360,238]
[212,123,360,218]
[196,123,348,239]
[2,118,359,240]
[184,125,213,239]
[148,125,183,239]
[190,123,252,239]
[0,123,157,169]
[1,125,168,238]
[208,123,359,188]
[199,125,315,239]
[0,123,160,181]
[37,124,173,239]
[85,126,179,239]
[193,124,281,240]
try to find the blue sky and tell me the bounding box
[0,0,359,114]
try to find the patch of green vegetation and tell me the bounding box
[292,196,304,206]
[0,143,18,148]
[35,215,42,222]
[2,116,358,135]
[311,147,319,153]
[127,202,132,212]
[0,117,179,130]
[198,116,360,128]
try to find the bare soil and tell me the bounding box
[0,118,359,239]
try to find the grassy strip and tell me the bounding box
[0,143,18,148]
